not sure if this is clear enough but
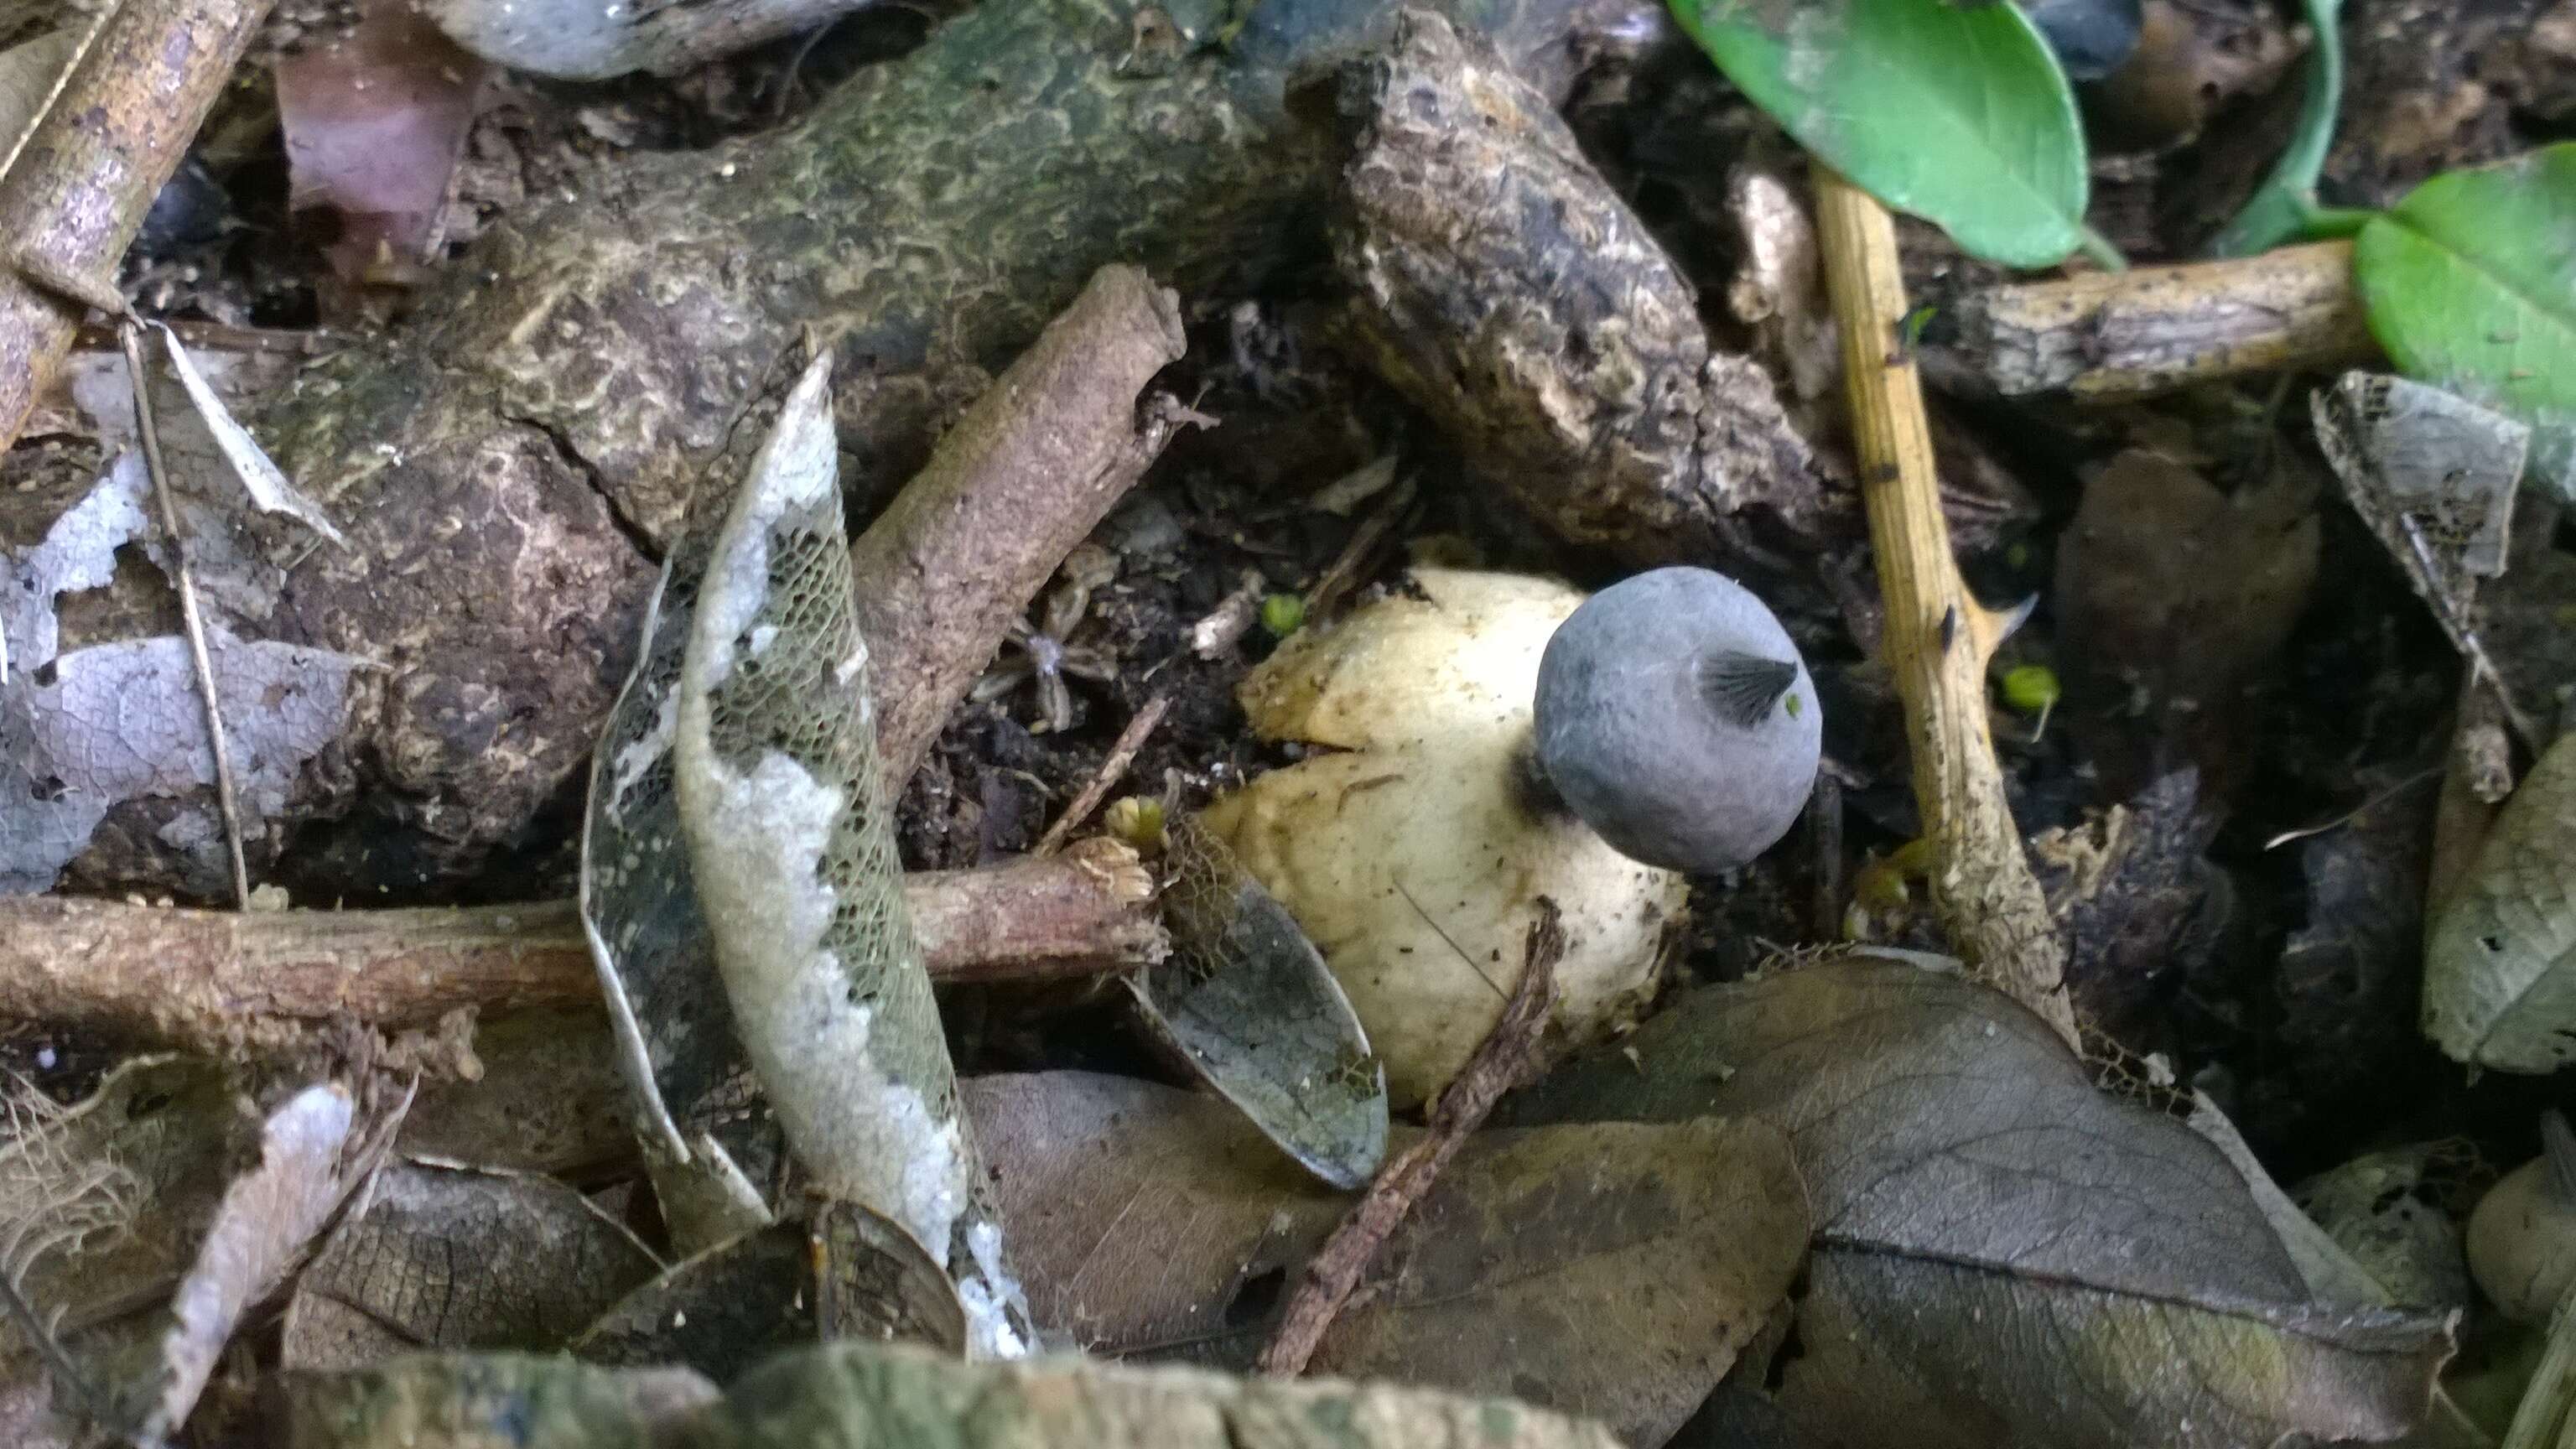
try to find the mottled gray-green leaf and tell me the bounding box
[673,354,1028,1356]
[283,1163,661,1370]
[579,360,815,1250]
[2425,732,2576,1072]
[1504,958,2454,1449]
[1134,816,1387,1190]
[972,1072,1803,1447]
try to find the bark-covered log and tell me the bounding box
[182,0,1654,899]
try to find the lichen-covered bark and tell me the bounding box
[280,1341,1625,1449]
[219,0,1656,896]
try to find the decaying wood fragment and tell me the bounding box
[0,839,1163,1055]
[0,0,273,449]
[1814,170,2076,1047]
[1925,242,2373,401]
[1325,12,1836,578]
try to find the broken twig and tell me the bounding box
[0,0,274,450]
[1926,242,2372,401]
[1034,693,1171,857]
[0,840,1164,1054]
[851,266,1192,794]
[1814,169,2075,1046]
[1257,899,1567,1377]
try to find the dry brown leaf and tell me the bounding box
[274,5,488,293]
[574,1202,967,1384]
[1508,958,2456,1449]
[282,1161,660,1371]
[972,1072,1805,1447]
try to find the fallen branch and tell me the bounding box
[1813,169,2076,1046]
[851,266,1190,792]
[0,0,273,449]
[1257,900,1566,1378]
[1925,242,2372,401]
[0,839,1163,1055]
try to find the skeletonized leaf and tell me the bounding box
[158,328,347,546]
[2425,731,2576,1072]
[2,628,366,893]
[1506,958,2454,1449]
[2314,372,2531,722]
[1135,815,1387,1190]
[973,1072,1805,1447]
[579,355,820,1250]
[582,547,778,1252]
[0,451,148,679]
[282,1162,660,1370]
[673,353,1030,1357]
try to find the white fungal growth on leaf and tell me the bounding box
[672,353,1031,1358]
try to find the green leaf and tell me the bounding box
[2355,144,2576,494]
[1670,0,2089,267]
[2207,0,2342,257]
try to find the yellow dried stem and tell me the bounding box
[1813,169,2075,1047]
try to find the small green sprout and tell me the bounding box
[1899,304,1939,352]
[2000,662,2061,740]
[1259,592,1306,638]
[1103,795,1166,852]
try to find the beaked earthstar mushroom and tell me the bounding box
[1534,566,1822,875]
[1201,566,1820,1106]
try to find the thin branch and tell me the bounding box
[1034,693,1171,857]
[849,267,1194,794]
[0,840,1165,1053]
[1926,241,2372,401]
[122,319,252,909]
[1257,899,1567,1377]
[1813,169,2075,1046]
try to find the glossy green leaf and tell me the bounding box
[1670,0,2090,267]
[2206,0,2341,257]
[2355,145,2576,494]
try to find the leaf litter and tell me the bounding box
[17,6,2576,1446]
